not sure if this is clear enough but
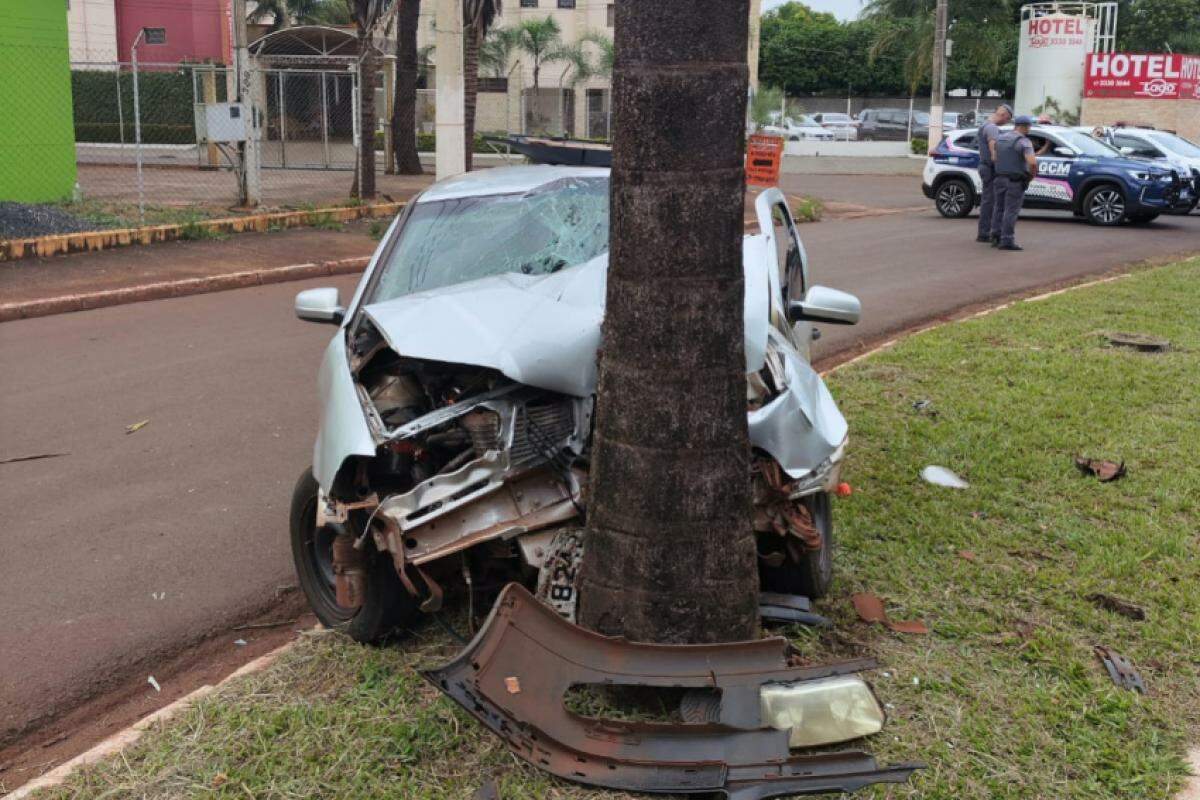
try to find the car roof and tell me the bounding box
[416,165,610,204]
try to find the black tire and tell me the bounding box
[758,492,834,600]
[934,178,973,218]
[289,468,420,643]
[1083,184,1126,226]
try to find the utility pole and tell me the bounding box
[232,0,260,206]
[435,0,466,179]
[928,0,949,149]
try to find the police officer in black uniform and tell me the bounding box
[990,115,1039,252]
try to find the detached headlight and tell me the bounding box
[760,675,886,748]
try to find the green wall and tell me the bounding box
[0,0,77,203]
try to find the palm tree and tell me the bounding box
[577,1,759,644]
[391,0,423,175]
[348,0,392,199]
[513,16,563,130]
[247,0,339,32]
[863,0,1012,95]
[480,26,519,78]
[463,0,502,171]
[581,30,613,78]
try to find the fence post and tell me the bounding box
[278,71,287,169]
[321,70,330,169]
[383,59,394,173]
[202,67,220,168]
[131,32,146,225]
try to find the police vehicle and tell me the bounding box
[922,124,1194,225]
[1076,126,1200,215]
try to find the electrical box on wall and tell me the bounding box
[194,103,248,143]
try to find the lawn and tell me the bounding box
[29,257,1200,800]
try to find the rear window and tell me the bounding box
[952,133,978,150]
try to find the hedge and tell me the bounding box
[72,69,200,144]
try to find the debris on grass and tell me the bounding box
[125,419,150,435]
[147,676,161,692]
[836,482,853,497]
[957,550,977,562]
[1087,593,1147,621]
[1074,456,1126,482]
[234,639,248,647]
[852,593,930,635]
[1106,332,1170,352]
[1094,646,1146,693]
[911,399,938,417]
[920,465,969,489]
[472,778,501,800]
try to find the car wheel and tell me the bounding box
[1083,184,1126,226]
[935,178,973,218]
[757,492,834,599]
[289,468,421,643]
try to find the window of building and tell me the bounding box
[558,0,575,7]
[607,4,615,26]
[520,0,537,7]
[144,27,167,45]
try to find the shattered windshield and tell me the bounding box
[370,177,609,302]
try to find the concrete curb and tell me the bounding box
[2,641,299,800]
[0,202,403,263]
[0,256,370,323]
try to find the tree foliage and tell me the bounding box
[1116,0,1200,53]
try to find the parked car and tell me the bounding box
[762,112,835,141]
[811,112,858,140]
[1076,126,1200,214]
[289,166,862,641]
[941,111,961,130]
[857,108,929,141]
[922,125,1194,225]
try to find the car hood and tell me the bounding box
[361,238,771,399]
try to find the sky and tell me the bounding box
[761,0,864,21]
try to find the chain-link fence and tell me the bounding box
[3,40,608,242]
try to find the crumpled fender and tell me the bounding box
[748,329,848,480]
[312,335,375,491]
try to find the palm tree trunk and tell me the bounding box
[464,22,481,172]
[577,0,758,644]
[358,36,378,199]
[392,0,423,175]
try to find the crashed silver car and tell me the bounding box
[290,166,862,642]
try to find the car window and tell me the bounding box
[953,133,978,150]
[1148,131,1200,158]
[369,177,609,303]
[1054,129,1121,157]
[771,203,805,300]
[1114,134,1162,159]
[914,111,930,125]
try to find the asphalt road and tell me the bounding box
[1,178,1197,746]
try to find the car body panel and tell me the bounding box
[313,335,378,490]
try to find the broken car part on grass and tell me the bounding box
[1074,457,1126,482]
[1094,646,1146,693]
[424,584,920,800]
[291,170,863,640]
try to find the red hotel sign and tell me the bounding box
[1085,52,1200,100]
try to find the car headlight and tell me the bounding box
[760,675,886,748]
[1125,169,1153,181]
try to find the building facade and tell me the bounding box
[67,0,119,63]
[114,0,232,65]
[417,0,763,139]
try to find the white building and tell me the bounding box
[67,0,118,64]
[417,0,762,139]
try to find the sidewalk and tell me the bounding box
[0,223,382,310]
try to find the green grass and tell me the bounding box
[52,200,226,231]
[792,194,825,223]
[27,258,1200,800]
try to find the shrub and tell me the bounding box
[910,137,929,155]
[72,69,198,143]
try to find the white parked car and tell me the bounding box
[811,112,858,140]
[762,113,835,142]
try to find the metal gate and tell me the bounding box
[260,67,358,170]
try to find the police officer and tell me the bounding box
[976,103,1013,244]
[990,115,1039,252]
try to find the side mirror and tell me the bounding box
[787,285,861,326]
[1054,147,1075,157]
[295,287,345,325]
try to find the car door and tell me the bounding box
[754,188,810,355]
[1028,132,1076,208]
